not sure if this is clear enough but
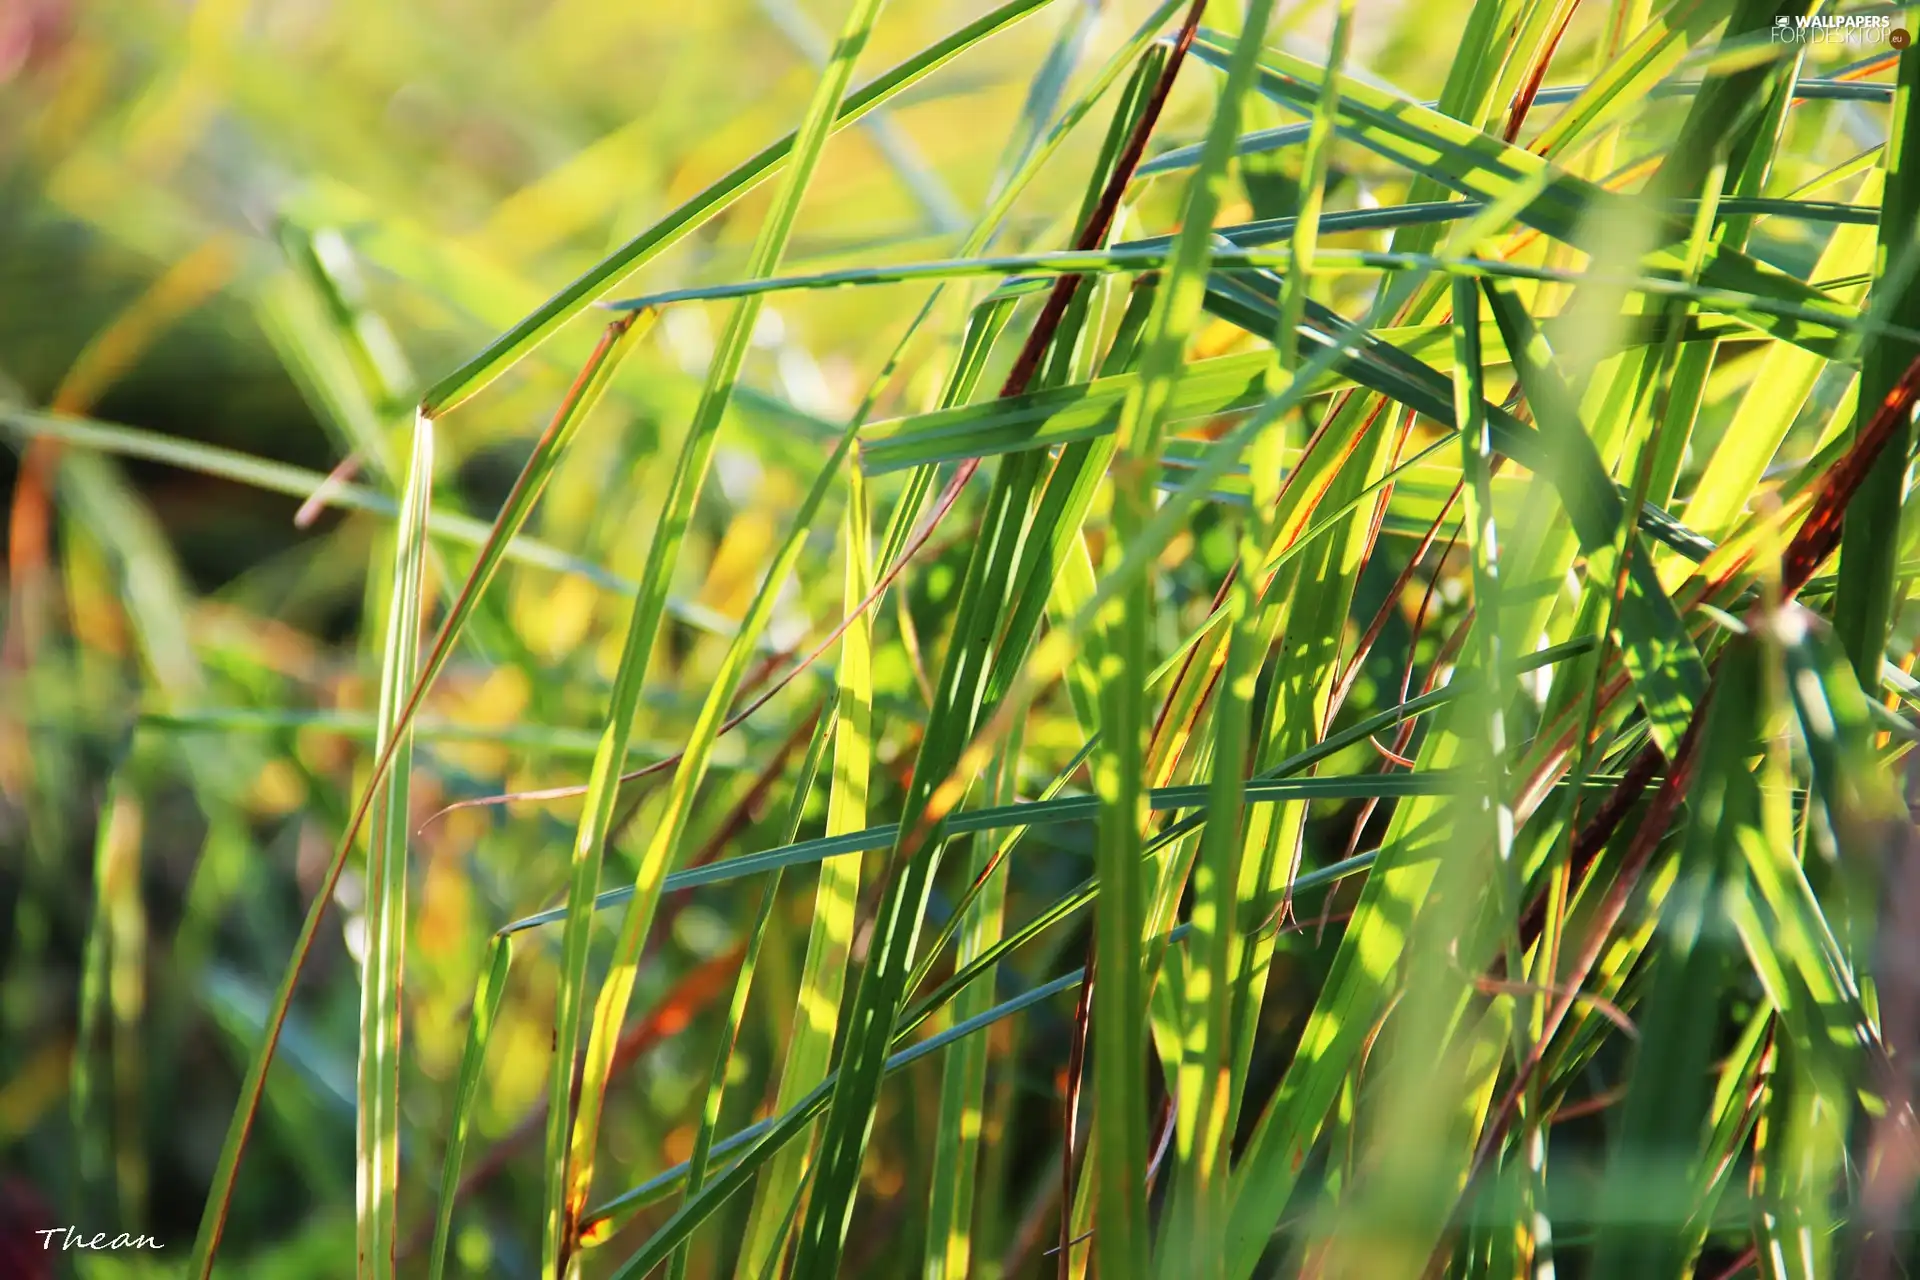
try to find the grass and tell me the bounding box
[7,0,1920,1277]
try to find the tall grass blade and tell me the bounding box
[354,413,432,1279]
[730,471,875,1280]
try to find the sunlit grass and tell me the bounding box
[5,2,1920,1278]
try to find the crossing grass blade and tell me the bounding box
[1681,169,1882,542]
[1479,277,1707,756]
[497,763,1576,941]
[1190,29,1861,350]
[856,309,1780,475]
[414,0,1060,419]
[596,242,1879,348]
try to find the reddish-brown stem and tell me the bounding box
[295,451,363,528]
[1503,0,1579,145]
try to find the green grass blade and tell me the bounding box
[1683,170,1882,541]
[501,769,1599,939]
[1588,645,1756,1279]
[731,470,876,1280]
[354,413,432,1279]
[1481,277,1707,756]
[1089,9,1273,1277]
[599,243,1875,354]
[922,737,1020,1280]
[426,934,513,1280]
[1528,0,1735,159]
[71,763,140,1217]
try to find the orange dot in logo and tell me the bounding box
[1895,27,1913,49]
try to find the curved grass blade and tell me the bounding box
[499,764,1601,940]
[602,243,1875,353]
[0,407,653,604]
[755,0,965,233]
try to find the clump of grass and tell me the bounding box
[7,1,1920,1277]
